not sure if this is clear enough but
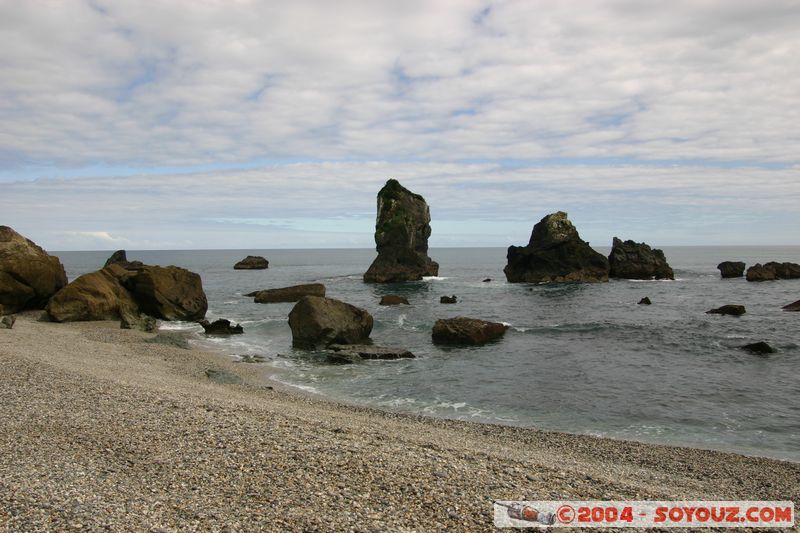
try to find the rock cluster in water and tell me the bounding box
[504,212,609,283]
[609,237,674,280]
[199,318,244,335]
[746,262,800,281]
[0,226,67,314]
[363,179,439,283]
[234,255,269,270]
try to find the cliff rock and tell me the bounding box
[608,238,674,280]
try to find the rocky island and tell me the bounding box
[608,237,674,280]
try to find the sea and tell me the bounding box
[53,247,800,463]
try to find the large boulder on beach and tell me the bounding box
[608,237,674,280]
[253,283,326,303]
[122,265,207,321]
[717,261,745,278]
[504,212,609,283]
[363,179,439,283]
[46,264,139,322]
[746,262,800,282]
[234,255,269,270]
[0,226,67,314]
[288,296,373,349]
[431,317,509,346]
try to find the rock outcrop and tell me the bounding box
[363,179,439,283]
[783,299,800,312]
[504,212,609,283]
[740,341,775,355]
[379,295,409,306]
[746,262,800,282]
[288,296,373,349]
[638,297,652,305]
[104,249,144,270]
[0,226,67,314]
[122,265,208,321]
[326,344,415,363]
[440,295,457,304]
[431,317,509,346]
[608,238,674,280]
[46,264,138,322]
[234,256,269,270]
[199,318,243,335]
[717,261,745,278]
[252,283,326,303]
[706,305,746,316]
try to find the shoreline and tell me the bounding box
[1,313,798,531]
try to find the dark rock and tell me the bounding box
[326,344,415,363]
[234,255,269,270]
[120,313,157,332]
[122,265,207,321]
[717,261,745,278]
[288,296,373,349]
[746,262,800,282]
[103,249,144,270]
[431,317,509,345]
[364,179,439,283]
[199,318,243,335]
[440,295,457,304]
[706,304,746,316]
[253,283,326,304]
[0,226,67,313]
[504,212,609,283]
[379,295,409,306]
[144,332,190,349]
[782,299,800,311]
[46,264,139,322]
[482,278,491,282]
[740,341,775,355]
[205,369,243,385]
[608,237,674,280]
[1,315,14,329]
[236,354,267,363]
[638,297,652,305]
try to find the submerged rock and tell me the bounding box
[46,264,139,322]
[638,297,652,305]
[363,179,439,283]
[504,212,609,283]
[746,262,800,282]
[253,283,326,303]
[431,317,509,346]
[608,237,674,280]
[740,341,775,355]
[440,295,457,304]
[199,318,243,335]
[122,265,207,321]
[706,304,746,316]
[234,255,269,270]
[782,299,800,311]
[326,344,415,363]
[288,296,373,349]
[0,226,67,314]
[379,295,409,306]
[717,261,745,278]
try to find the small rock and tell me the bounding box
[440,295,457,304]
[638,297,652,305]
[482,278,491,282]
[236,354,267,363]
[199,318,244,335]
[120,313,157,332]
[706,304,746,316]
[379,295,410,306]
[326,344,415,362]
[0,315,15,329]
[233,255,269,270]
[205,369,243,385]
[144,332,190,349]
[740,341,775,355]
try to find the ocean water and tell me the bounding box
[54,247,800,462]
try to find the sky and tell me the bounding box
[1,0,798,250]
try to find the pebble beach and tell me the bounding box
[1,313,798,532]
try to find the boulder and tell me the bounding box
[234,255,269,270]
[638,297,652,305]
[253,283,326,303]
[364,179,439,282]
[706,305,746,316]
[782,299,800,312]
[431,317,509,346]
[104,249,145,270]
[0,226,67,313]
[608,237,674,280]
[746,262,800,282]
[199,318,244,335]
[740,341,775,355]
[288,296,373,349]
[717,261,745,279]
[504,212,609,283]
[326,344,415,363]
[122,265,208,321]
[1,315,15,329]
[46,264,139,322]
[379,295,409,306]
[440,295,457,304]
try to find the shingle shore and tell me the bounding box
[1,313,797,532]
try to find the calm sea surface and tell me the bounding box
[53,247,800,462]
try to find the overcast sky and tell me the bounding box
[1,0,798,250]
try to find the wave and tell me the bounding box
[422,276,449,281]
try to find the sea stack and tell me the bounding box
[608,237,674,280]
[504,212,609,283]
[363,179,439,283]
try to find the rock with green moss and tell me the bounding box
[504,212,609,283]
[364,179,439,282]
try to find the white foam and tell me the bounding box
[422,276,449,281]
